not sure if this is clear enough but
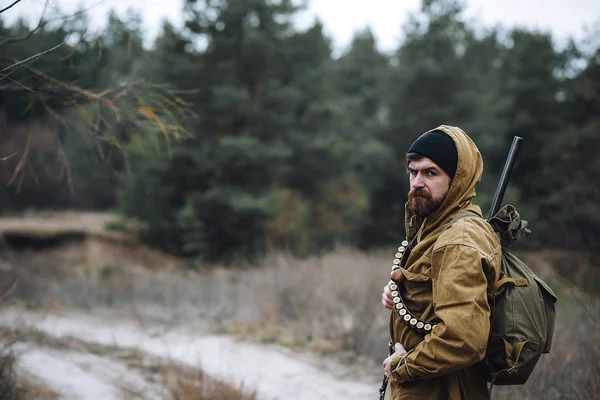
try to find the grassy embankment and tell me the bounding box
[1,211,598,399]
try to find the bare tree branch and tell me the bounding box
[7,119,32,187]
[0,0,49,48]
[0,41,66,73]
[20,63,120,113]
[0,0,196,187]
[0,72,36,93]
[33,0,111,26]
[0,82,35,93]
[0,0,22,15]
[0,152,18,162]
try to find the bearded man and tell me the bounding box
[380,126,502,400]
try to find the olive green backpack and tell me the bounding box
[453,204,557,388]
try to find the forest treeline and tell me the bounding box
[1,0,598,264]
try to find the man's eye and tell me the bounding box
[427,171,436,177]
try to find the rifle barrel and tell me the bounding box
[488,136,523,219]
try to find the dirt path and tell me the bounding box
[1,308,379,400]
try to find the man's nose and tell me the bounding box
[412,174,425,189]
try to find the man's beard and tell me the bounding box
[408,188,445,218]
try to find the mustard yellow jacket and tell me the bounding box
[389,126,502,400]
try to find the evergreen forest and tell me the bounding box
[1,0,599,266]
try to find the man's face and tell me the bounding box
[407,157,452,218]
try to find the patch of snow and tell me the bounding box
[11,342,168,400]
[65,351,167,400]
[2,309,378,400]
[14,346,120,400]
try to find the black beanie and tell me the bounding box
[407,130,458,178]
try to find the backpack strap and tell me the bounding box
[443,211,482,232]
[493,276,528,293]
[445,212,529,291]
[488,338,540,396]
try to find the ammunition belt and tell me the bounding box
[390,238,437,335]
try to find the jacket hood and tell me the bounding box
[405,125,484,241]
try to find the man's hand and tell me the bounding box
[381,269,404,309]
[383,342,407,381]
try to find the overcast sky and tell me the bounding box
[4,0,600,53]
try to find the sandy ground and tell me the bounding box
[1,308,380,400]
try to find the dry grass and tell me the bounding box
[4,240,599,399]
[161,364,257,400]
[8,247,392,364]
[13,376,61,400]
[0,343,20,400]
[0,331,60,400]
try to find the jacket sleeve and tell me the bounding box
[392,243,491,382]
